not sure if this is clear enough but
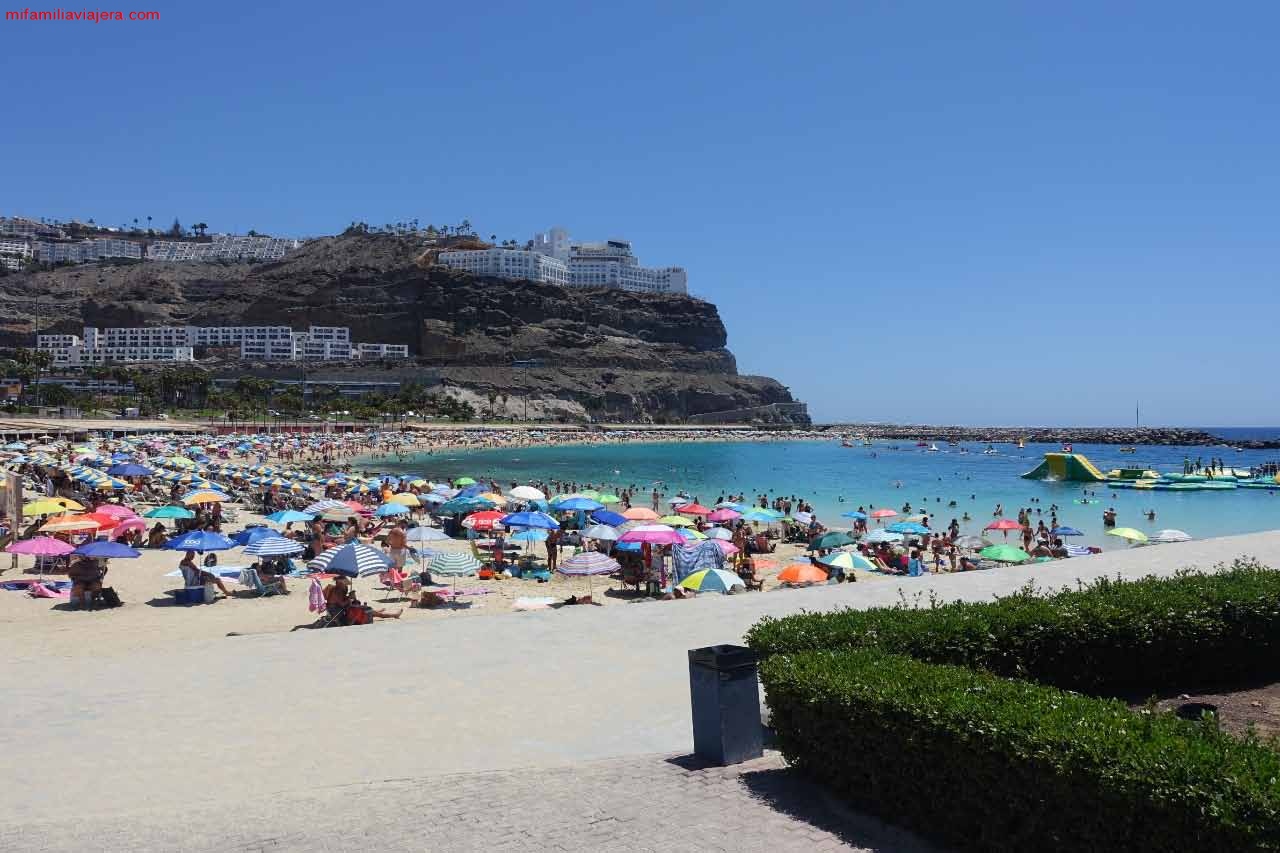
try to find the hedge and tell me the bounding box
[746,560,1280,693]
[762,649,1280,852]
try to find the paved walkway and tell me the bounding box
[4,531,1278,849]
[0,752,937,852]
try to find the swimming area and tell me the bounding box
[380,436,1280,550]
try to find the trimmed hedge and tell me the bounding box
[762,649,1280,852]
[747,560,1280,693]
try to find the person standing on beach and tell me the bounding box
[651,489,660,512]
[545,528,560,573]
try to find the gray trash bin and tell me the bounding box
[688,644,763,766]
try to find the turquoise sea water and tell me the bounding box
[375,438,1280,550]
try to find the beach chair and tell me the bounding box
[243,567,281,597]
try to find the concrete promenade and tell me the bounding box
[4,530,1279,850]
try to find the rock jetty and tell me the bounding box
[817,424,1280,449]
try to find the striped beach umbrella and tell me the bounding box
[428,551,481,577]
[557,551,620,576]
[304,499,348,515]
[244,535,305,557]
[308,542,393,577]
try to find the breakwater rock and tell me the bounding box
[817,424,1278,449]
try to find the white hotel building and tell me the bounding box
[37,325,407,367]
[437,227,688,295]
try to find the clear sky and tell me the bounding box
[4,1,1278,426]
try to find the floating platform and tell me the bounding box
[1022,452,1277,491]
[1021,452,1108,482]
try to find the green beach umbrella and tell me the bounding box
[819,551,877,572]
[596,493,622,504]
[809,531,856,551]
[454,477,477,486]
[979,544,1030,563]
[1107,527,1149,544]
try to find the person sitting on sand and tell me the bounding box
[67,556,105,609]
[146,523,167,549]
[179,550,233,599]
[323,574,400,624]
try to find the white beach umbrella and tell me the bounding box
[705,528,734,541]
[1151,529,1192,544]
[509,486,546,501]
[582,524,619,541]
[405,527,451,543]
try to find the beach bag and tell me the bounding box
[99,587,123,608]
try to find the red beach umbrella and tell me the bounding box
[677,503,712,516]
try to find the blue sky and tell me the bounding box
[4,1,1278,425]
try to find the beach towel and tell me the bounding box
[672,541,724,583]
[512,596,558,611]
[29,582,69,599]
[308,577,326,614]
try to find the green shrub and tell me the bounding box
[762,649,1280,852]
[746,560,1280,693]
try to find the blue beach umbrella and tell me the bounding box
[164,530,236,552]
[590,509,627,527]
[886,522,930,536]
[500,511,560,530]
[374,503,411,517]
[72,540,141,559]
[265,509,315,524]
[508,529,549,543]
[107,463,154,478]
[554,497,604,511]
[1051,526,1083,537]
[840,510,868,520]
[144,506,195,520]
[231,527,279,546]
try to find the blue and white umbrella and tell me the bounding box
[428,551,481,577]
[308,542,393,577]
[864,529,904,544]
[405,527,451,543]
[244,535,305,557]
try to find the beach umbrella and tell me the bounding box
[1050,526,1083,537]
[596,493,622,505]
[869,508,898,520]
[309,542,393,577]
[386,493,421,507]
[621,507,659,521]
[244,536,305,557]
[840,510,868,520]
[427,552,483,602]
[678,568,744,594]
[712,540,738,556]
[509,485,546,501]
[677,503,711,516]
[231,527,279,546]
[886,522,930,536]
[500,511,560,530]
[23,498,83,516]
[590,509,627,526]
[741,508,779,523]
[182,489,229,505]
[658,514,696,527]
[618,524,685,546]
[810,531,856,550]
[405,527,451,543]
[953,535,989,550]
[979,544,1030,563]
[265,509,314,524]
[454,477,477,486]
[304,499,348,515]
[144,505,195,519]
[678,528,708,541]
[864,529,904,544]
[164,530,236,552]
[985,519,1023,531]
[1107,527,1149,544]
[557,550,620,599]
[374,503,411,518]
[439,497,495,515]
[107,463,153,478]
[508,529,548,543]
[418,493,448,506]
[791,511,815,526]
[820,551,878,572]
[5,536,75,556]
[40,514,102,533]
[462,510,506,531]
[91,504,136,519]
[777,564,828,585]
[582,524,619,541]
[705,527,734,541]
[72,540,141,559]
[1151,529,1192,544]
[706,508,741,523]
[555,497,605,512]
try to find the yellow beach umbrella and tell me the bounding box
[182,490,228,505]
[23,498,83,515]
[478,492,508,506]
[388,493,421,506]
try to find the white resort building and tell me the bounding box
[437,226,688,295]
[37,325,409,367]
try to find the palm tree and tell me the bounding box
[146,215,152,234]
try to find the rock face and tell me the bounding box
[0,234,807,424]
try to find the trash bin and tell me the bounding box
[688,644,763,766]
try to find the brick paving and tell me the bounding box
[3,752,936,852]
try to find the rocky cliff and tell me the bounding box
[0,234,807,423]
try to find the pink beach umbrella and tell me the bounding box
[713,540,739,556]
[618,525,686,546]
[707,508,741,523]
[93,505,137,519]
[108,517,147,540]
[5,537,75,556]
